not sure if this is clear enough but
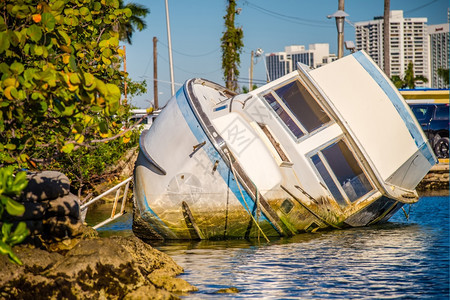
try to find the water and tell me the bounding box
[92,193,449,299]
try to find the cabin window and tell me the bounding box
[311,154,347,207]
[274,80,330,133]
[312,140,373,206]
[263,93,304,138]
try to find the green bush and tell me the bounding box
[0,167,29,265]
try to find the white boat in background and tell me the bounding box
[133,51,436,240]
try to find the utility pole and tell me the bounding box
[337,0,345,59]
[383,0,391,77]
[165,0,175,96]
[327,0,348,59]
[153,37,159,109]
[123,45,127,105]
[249,50,254,91]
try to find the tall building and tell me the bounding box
[265,44,336,81]
[428,23,449,88]
[355,10,429,87]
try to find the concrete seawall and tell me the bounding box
[417,160,449,191]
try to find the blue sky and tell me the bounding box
[124,0,448,108]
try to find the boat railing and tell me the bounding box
[80,176,132,230]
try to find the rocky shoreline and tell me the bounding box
[0,236,197,299]
[416,162,449,191]
[0,171,197,299]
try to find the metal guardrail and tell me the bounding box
[80,176,132,230]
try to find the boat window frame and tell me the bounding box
[259,76,334,143]
[307,137,376,208]
[257,122,293,167]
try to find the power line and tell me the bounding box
[404,0,438,14]
[242,0,334,28]
[139,75,184,86]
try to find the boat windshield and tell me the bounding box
[263,79,330,139]
[275,80,330,133]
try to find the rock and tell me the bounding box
[20,171,71,202]
[214,287,241,294]
[3,201,48,221]
[45,193,81,219]
[0,245,63,286]
[148,275,198,293]
[0,236,196,299]
[42,215,85,240]
[123,285,174,300]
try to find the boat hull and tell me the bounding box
[133,52,434,240]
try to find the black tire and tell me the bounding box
[434,137,449,158]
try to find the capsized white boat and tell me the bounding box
[133,51,436,240]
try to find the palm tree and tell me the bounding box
[119,1,150,44]
[403,61,428,89]
[221,0,243,92]
[390,62,428,89]
[437,68,449,86]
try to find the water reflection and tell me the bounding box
[157,196,449,299]
[87,196,449,299]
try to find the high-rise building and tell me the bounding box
[428,23,449,88]
[355,10,429,87]
[265,44,336,81]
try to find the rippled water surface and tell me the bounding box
[93,194,449,299]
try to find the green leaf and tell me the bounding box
[124,8,132,18]
[10,88,19,100]
[51,0,65,13]
[9,222,29,246]
[4,144,16,150]
[69,73,81,85]
[69,56,77,71]
[108,37,119,47]
[95,78,107,96]
[101,48,112,58]
[2,222,12,239]
[62,103,75,116]
[39,101,48,112]
[99,120,108,133]
[23,68,36,82]
[93,2,101,11]
[8,31,20,47]
[80,7,90,16]
[0,240,12,255]
[61,142,75,153]
[106,84,121,102]
[0,32,10,54]
[0,16,6,31]
[0,240,22,265]
[98,40,109,48]
[27,25,42,42]
[83,73,95,87]
[12,172,28,193]
[10,62,24,75]
[64,16,79,26]
[5,198,25,216]
[57,30,71,45]
[0,62,10,74]
[33,45,44,56]
[41,13,56,31]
